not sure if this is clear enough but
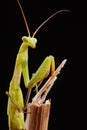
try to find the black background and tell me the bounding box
[0,0,86,130]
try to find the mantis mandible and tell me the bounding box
[6,0,69,129]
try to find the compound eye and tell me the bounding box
[30,37,37,44]
[22,36,28,42]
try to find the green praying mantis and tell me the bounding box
[6,0,69,129]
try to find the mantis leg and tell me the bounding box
[21,53,32,110]
[24,55,55,105]
[6,91,23,112]
[22,59,30,88]
[22,55,55,108]
[27,55,55,89]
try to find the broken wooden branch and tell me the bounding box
[25,59,67,130]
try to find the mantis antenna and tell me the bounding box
[17,0,69,37]
[32,9,70,37]
[17,0,30,36]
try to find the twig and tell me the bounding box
[32,59,67,104]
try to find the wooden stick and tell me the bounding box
[25,101,51,130]
[25,59,67,130]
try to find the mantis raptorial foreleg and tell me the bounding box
[27,55,55,89]
[6,0,69,130]
[24,55,55,106]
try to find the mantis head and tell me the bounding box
[22,36,37,48]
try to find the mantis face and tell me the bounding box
[22,36,37,48]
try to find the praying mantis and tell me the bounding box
[6,0,69,129]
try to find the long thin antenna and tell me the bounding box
[17,0,30,36]
[33,9,70,37]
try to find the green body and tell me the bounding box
[7,36,37,130]
[7,36,55,130]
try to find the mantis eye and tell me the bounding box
[28,37,37,48]
[22,36,29,42]
[29,37,37,44]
